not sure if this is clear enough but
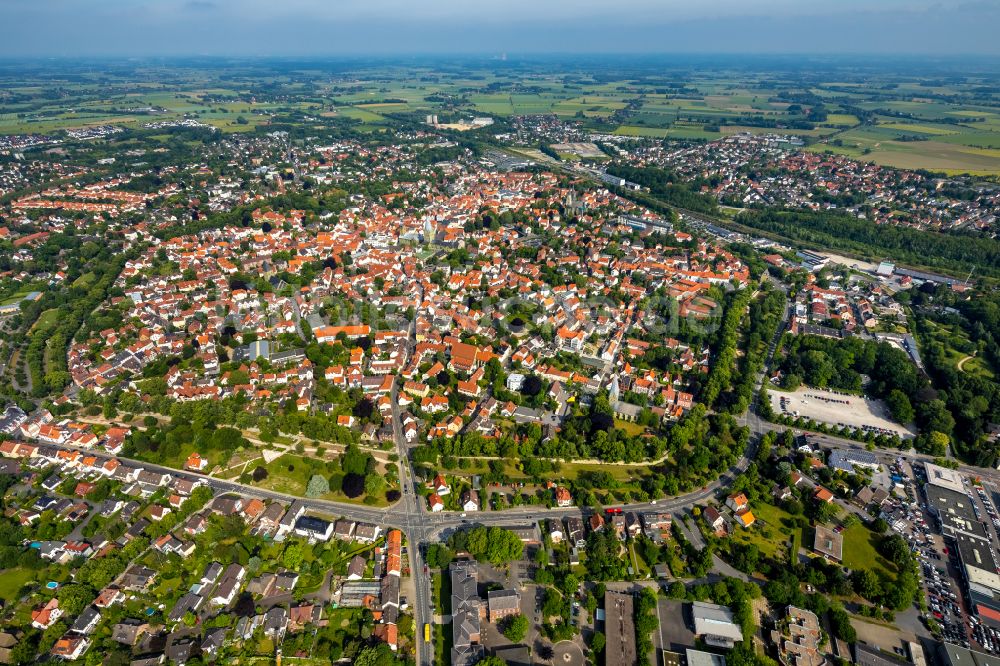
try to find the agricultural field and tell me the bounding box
[615,124,722,140]
[1,58,999,175]
[809,130,1000,175]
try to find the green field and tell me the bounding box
[841,524,897,578]
[615,125,722,140]
[32,309,59,332]
[809,132,1000,176]
[0,287,38,307]
[0,568,35,600]
[613,418,648,437]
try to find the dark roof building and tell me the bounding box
[604,591,636,666]
[813,524,844,562]
[450,560,483,666]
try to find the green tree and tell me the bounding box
[476,657,509,666]
[830,606,857,642]
[282,543,305,569]
[353,643,395,666]
[305,474,330,498]
[364,472,386,496]
[426,544,453,569]
[501,614,529,643]
[926,431,950,456]
[851,568,881,601]
[886,389,914,424]
[57,583,93,616]
[591,630,606,655]
[448,526,523,566]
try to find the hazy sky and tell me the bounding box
[1,0,997,57]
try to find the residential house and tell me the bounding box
[460,489,480,512]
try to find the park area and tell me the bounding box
[770,386,913,438]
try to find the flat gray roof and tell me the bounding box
[692,602,743,642]
[687,649,727,666]
[940,642,1000,666]
[604,592,637,666]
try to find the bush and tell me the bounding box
[829,607,857,643]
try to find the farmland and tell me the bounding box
[2,57,999,175]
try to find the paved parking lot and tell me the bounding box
[771,386,913,437]
[851,615,917,650]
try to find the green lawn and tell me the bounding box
[433,622,453,666]
[151,574,183,599]
[32,309,59,332]
[0,286,40,307]
[614,418,647,437]
[431,570,451,615]
[920,319,994,380]
[630,542,652,576]
[72,272,97,289]
[556,461,652,482]
[842,524,897,577]
[247,453,390,506]
[0,568,35,600]
[730,501,807,560]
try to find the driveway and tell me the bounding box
[711,554,749,581]
[673,514,705,549]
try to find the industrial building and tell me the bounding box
[923,463,1000,631]
[691,601,744,649]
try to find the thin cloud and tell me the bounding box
[0,0,996,56]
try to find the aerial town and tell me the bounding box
[0,47,999,666]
